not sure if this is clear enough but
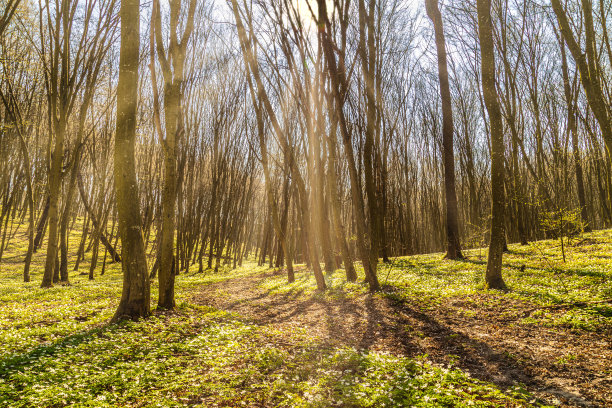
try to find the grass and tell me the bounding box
[261,230,612,331]
[0,305,537,407]
[4,222,607,406]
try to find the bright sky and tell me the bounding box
[293,0,333,28]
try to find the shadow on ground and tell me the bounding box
[193,271,611,408]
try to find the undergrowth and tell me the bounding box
[260,230,612,331]
[0,222,594,406]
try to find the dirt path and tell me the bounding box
[193,271,611,408]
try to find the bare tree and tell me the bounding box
[425,0,464,259]
[0,0,20,37]
[477,0,507,290]
[112,0,150,322]
[152,0,197,310]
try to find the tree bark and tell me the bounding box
[477,0,507,290]
[111,0,150,322]
[560,37,590,231]
[426,0,464,260]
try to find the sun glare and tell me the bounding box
[292,0,334,29]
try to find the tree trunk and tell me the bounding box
[553,0,612,178]
[159,82,179,310]
[317,0,379,291]
[33,196,49,252]
[41,119,65,288]
[231,0,325,290]
[326,107,357,282]
[477,0,507,290]
[426,0,464,259]
[77,173,121,262]
[111,0,150,322]
[358,0,381,279]
[560,37,590,231]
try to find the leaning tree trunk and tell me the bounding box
[326,109,357,282]
[553,0,612,199]
[318,0,378,291]
[231,0,325,290]
[358,0,381,279]
[250,86,294,282]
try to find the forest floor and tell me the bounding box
[194,265,611,407]
[0,226,610,407]
[193,230,612,407]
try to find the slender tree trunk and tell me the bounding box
[247,76,294,282]
[2,99,35,281]
[231,0,325,290]
[314,74,335,273]
[358,0,381,278]
[477,0,507,290]
[560,38,590,231]
[77,174,121,262]
[41,119,65,288]
[152,0,196,309]
[33,196,49,252]
[553,0,612,170]
[318,0,379,291]
[59,146,83,283]
[326,107,357,282]
[159,82,179,309]
[74,214,90,271]
[426,0,464,260]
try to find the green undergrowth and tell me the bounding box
[0,222,593,406]
[0,257,266,363]
[0,303,542,407]
[261,230,612,331]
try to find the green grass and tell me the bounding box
[0,222,588,406]
[0,304,539,407]
[261,230,612,331]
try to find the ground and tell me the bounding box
[0,225,610,407]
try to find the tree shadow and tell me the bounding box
[194,271,605,406]
[0,323,118,378]
[222,276,598,406]
[375,294,598,407]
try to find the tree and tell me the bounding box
[112,0,150,322]
[552,0,612,222]
[477,0,507,290]
[152,0,197,310]
[247,72,295,283]
[0,50,37,282]
[38,0,116,287]
[318,0,380,291]
[425,0,464,260]
[358,0,382,279]
[552,0,612,155]
[559,35,590,231]
[0,0,20,37]
[230,0,327,290]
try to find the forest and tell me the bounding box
[0,0,610,406]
